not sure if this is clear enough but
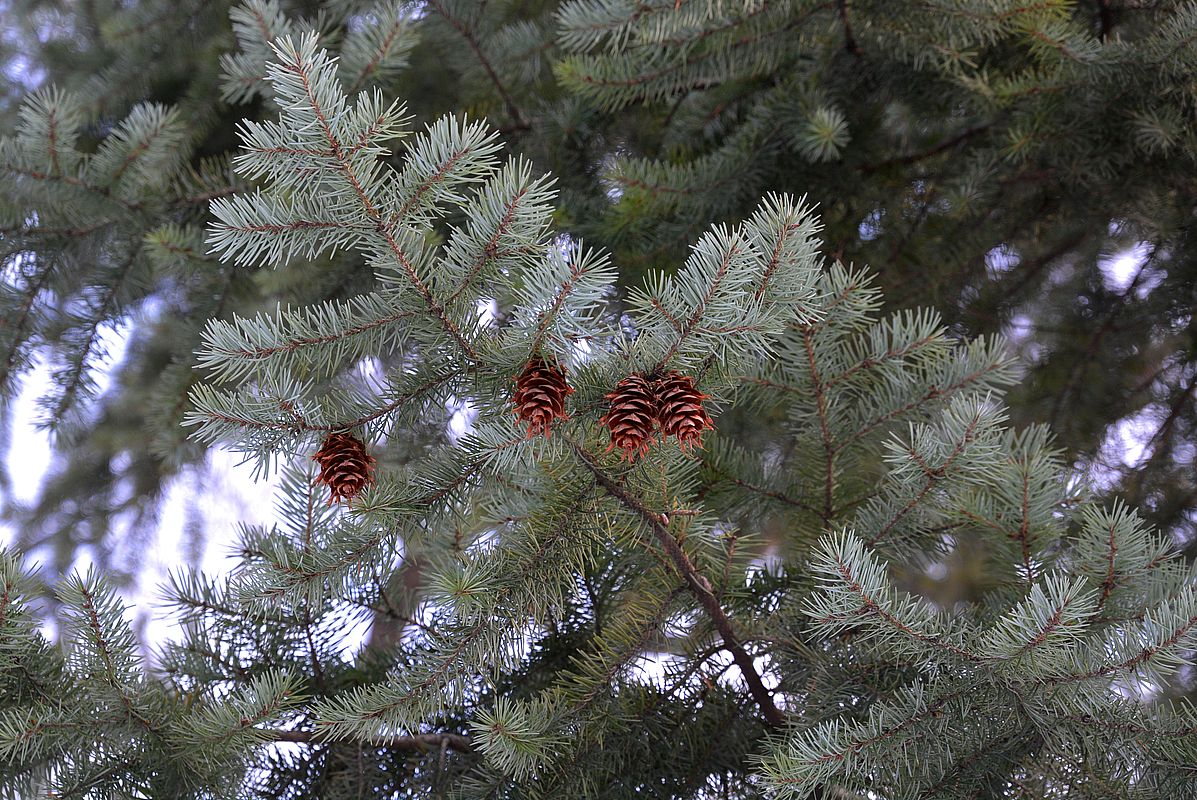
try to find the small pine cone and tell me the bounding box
[513,357,574,438]
[599,373,659,462]
[655,371,713,453]
[313,431,376,505]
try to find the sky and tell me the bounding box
[0,326,281,647]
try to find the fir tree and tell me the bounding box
[4,33,1197,798]
[5,0,1197,570]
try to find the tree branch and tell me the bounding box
[1097,0,1113,42]
[838,0,863,57]
[426,1,529,131]
[803,329,836,524]
[569,442,788,728]
[858,123,991,175]
[1128,367,1197,497]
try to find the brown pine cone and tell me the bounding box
[313,431,376,505]
[513,357,574,438]
[655,371,714,453]
[599,373,659,462]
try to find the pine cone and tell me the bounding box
[513,357,574,438]
[599,373,659,462]
[655,371,713,453]
[313,431,376,505]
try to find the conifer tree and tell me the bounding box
[4,33,1197,798]
[6,0,1197,569]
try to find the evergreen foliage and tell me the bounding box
[4,32,1197,797]
[551,0,1197,540]
[4,0,1197,570]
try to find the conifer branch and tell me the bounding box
[802,328,837,524]
[837,1,863,57]
[708,468,821,516]
[2,163,143,211]
[426,1,529,131]
[9,9,1197,781]
[269,39,481,361]
[569,442,787,728]
[837,360,1008,452]
[1130,369,1197,488]
[444,185,531,304]
[864,408,984,546]
[0,265,52,391]
[529,249,587,352]
[49,248,140,426]
[653,240,739,370]
[379,229,481,364]
[859,124,991,174]
[201,305,417,370]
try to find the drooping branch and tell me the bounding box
[569,442,788,728]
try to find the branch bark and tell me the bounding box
[569,442,787,728]
[1097,0,1113,42]
[858,123,991,175]
[838,0,863,57]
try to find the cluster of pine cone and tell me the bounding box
[512,358,713,461]
[598,371,713,462]
[313,358,713,504]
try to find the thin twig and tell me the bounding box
[838,0,863,56]
[426,1,529,131]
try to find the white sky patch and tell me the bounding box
[73,316,136,414]
[1087,404,1164,492]
[4,354,54,505]
[1003,314,1044,368]
[570,336,593,363]
[194,448,282,576]
[925,561,950,581]
[985,244,1019,278]
[2,315,135,515]
[352,355,388,402]
[476,297,498,328]
[1097,241,1152,294]
[140,446,382,661]
[859,209,883,241]
[1003,314,1034,344]
[447,396,477,442]
[0,0,49,90]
